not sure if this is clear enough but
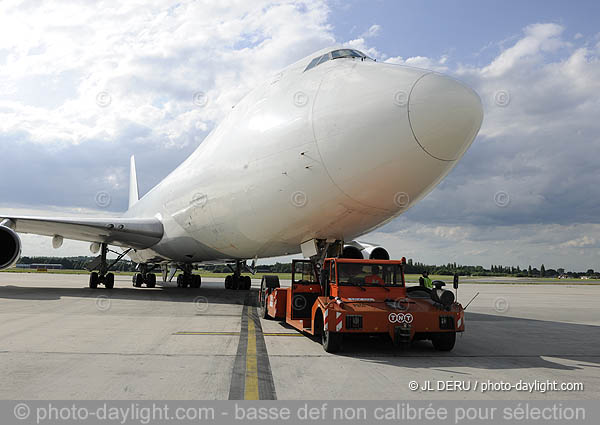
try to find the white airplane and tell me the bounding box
[0,47,483,290]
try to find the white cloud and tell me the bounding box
[0,0,334,150]
[343,37,382,59]
[0,0,338,258]
[361,24,381,38]
[384,55,449,73]
[369,222,600,271]
[561,235,598,248]
[480,23,568,77]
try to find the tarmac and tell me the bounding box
[0,272,598,400]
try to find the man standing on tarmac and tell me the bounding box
[421,271,433,289]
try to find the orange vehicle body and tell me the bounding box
[261,258,465,350]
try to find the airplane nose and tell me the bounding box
[408,73,483,161]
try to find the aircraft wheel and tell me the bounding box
[322,329,342,353]
[105,273,115,289]
[225,275,232,289]
[243,275,251,290]
[133,273,144,288]
[180,274,190,288]
[89,272,99,289]
[190,275,201,288]
[432,332,456,351]
[146,273,156,288]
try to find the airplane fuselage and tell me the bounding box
[125,47,483,264]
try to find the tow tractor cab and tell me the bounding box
[259,258,465,353]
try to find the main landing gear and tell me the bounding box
[131,263,200,289]
[175,264,202,288]
[89,271,114,289]
[88,243,131,289]
[224,261,251,290]
[132,263,158,288]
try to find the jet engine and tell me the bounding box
[0,224,22,270]
[342,241,390,260]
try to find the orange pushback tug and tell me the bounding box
[259,258,465,353]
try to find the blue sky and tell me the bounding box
[0,0,599,271]
[331,0,600,65]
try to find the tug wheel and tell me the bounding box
[432,331,456,351]
[322,329,342,353]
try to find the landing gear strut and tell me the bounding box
[311,239,344,270]
[132,263,158,288]
[88,243,131,289]
[176,264,201,288]
[225,261,251,290]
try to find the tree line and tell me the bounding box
[17,256,136,272]
[13,256,599,278]
[404,259,598,278]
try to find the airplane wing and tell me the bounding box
[0,215,164,250]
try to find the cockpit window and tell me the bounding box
[304,55,323,72]
[330,49,363,59]
[303,49,372,72]
[316,54,330,66]
[304,54,329,72]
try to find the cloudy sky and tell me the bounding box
[1,0,599,271]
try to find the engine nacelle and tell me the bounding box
[0,224,22,270]
[342,241,390,260]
